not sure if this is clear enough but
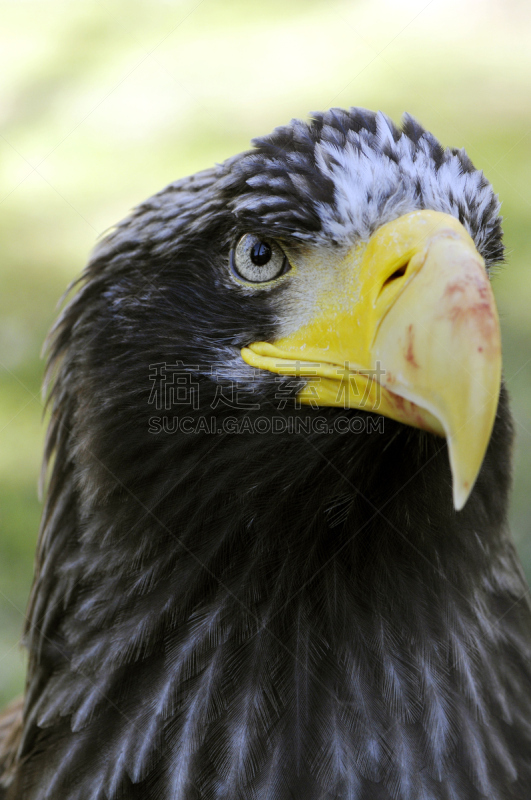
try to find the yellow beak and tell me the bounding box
[241,210,502,510]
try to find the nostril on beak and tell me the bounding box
[379,260,409,297]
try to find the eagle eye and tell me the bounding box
[231,234,290,283]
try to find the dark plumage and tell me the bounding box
[1,107,530,799]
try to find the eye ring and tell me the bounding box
[231,234,290,283]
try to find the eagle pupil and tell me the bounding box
[250,241,271,266]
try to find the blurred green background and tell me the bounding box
[1,0,531,707]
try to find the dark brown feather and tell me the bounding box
[0,698,23,794]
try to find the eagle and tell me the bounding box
[1,107,530,800]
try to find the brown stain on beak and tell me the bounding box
[442,271,499,358]
[405,324,420,368]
